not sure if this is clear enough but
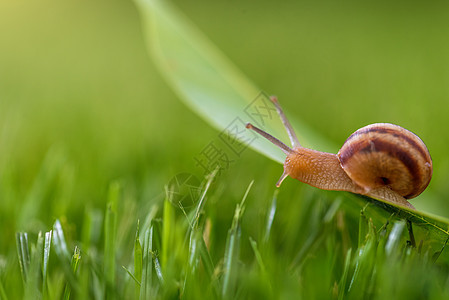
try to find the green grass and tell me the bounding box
[7,172,449,299]
[2,0,449,299]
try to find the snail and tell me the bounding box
[246,96,432,210]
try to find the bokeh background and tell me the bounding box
[1,0,448,245]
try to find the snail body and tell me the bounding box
[246,97,432,209]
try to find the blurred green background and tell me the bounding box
[1,0,448,247]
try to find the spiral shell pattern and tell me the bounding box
[337,123,432,199]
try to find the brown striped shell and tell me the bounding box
[337,123,432,199]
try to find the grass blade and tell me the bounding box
[358,207,369,248]
[264,190,278,244]
[192,169,217,229]
[222,181,253,298]
[291,198,341,270]
[122,266,140,285]
[186,169,216,275]
[79,208,102,299]
[104,182,120,295]
[63,246,81,300]
[52,220,70,259]
[134,221,143,298]
[161,193,174,270]
[42,230,52,298]
[222,216,241,299]
[153,256,164,285]
[187,222,219,297]
[52,219,80,296]
[249,237,272,297]
[347,218,378,297]
[16,232,30,285]
[25,232,43,299]
[197,233,215,280]
[338,248,353,300]
[249,238,267,275]
[140,226,153,299]
[385,220,406,257]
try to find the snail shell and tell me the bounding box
[338,123,432,200]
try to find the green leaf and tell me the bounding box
[340,193,449,263]
[134,0,449,258]
[134,0,334,165]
